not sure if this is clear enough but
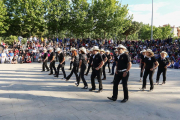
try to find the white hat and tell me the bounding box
[90,48,93,52]
[114,49,118,52]
[100,49,105,52]
[106,50,110,53]
[140,49,146,53]
[70,47,77,51]
[55,48,61,52]
[117,44,126,50]
[92,46,99,51]
[160,51,168,56]
[79,47,87,54]
[43,48,47,51]
[48,47,53,50]
[146,49,153,53]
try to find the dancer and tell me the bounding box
[48,47,56,75]
[139,49,146,82]
[54,48,66,79]
[155,51,170,85]
[89,46,104,93]
[76,47,88,89]
[69,55,73,70]
[111,49,119,83]
[66,48,79,82]
[105,50,111,73]
[100,49,107,80]
[140,49,159,91]
[85,48,93,76]
[110,49,118,75]
[42,48,49,72]
[108,44,132,103]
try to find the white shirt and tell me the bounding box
[2,53,6,58]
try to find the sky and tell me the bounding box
[121,0,180,27]
[87,0,180,27]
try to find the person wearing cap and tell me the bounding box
[54,48,66,79]
[139,49,147,82]
[66,48,79,82]
[104,50,111,74]
[156,51,170,85]
[42,48,49,72]
[48,47,57,75]
[75,47,88,89]
[85,48,94,76]
[141,49,159,91]
[100,49,107,80]
[90,46,104,93]
[110,49,118,76]
[108,44,132,103]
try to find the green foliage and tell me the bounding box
[21,38,27,44]
[4,35,17,45]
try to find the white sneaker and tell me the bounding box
[74,82,79,86]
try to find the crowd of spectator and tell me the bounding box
[0,36,180,69]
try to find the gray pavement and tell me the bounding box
[0,59,180,120]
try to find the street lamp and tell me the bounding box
[151,0,153,40]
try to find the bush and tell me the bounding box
[4,35,17,45]
[21,38,27,44]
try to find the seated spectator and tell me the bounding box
[1,50,7,63]
[26,56,31,63]
[11,56,17,64]
[8,50,14,63]
[174,59,179,69]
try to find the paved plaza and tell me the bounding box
[0,58,180,120]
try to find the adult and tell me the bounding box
[89,46,104,93]
[139,49,147,82]
[76,47,88,89]
[141,49,159,91]
[156,51,170,85]
[42,48,49,72]
[100,49,107,80]
[105,50,111,73]
[108,44,132,103]
[85,48,94,76]
[48,47,56,75]
[54,48,66,79]
[110,49,118,75]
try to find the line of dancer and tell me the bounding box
[41,44,170,103]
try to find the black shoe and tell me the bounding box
[89,88,96,91]
[84,74,88,76]
[110,74,114,75]
[96,89,103,93]
[48,73,53,75]
[102,78,106,80]
[54,75,58,78]
[162,81,165,85]
[75,82,79,86]
[68,69,71,70]
[111,81,114,84]
[107,97,116,101]
[121,99,128,103]
[81,86,88,89]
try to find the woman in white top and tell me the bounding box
[1,50,7,63]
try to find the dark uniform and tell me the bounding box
[156,57,169,83]
[69,56,73,70]
[112,53,130,100]
[56,52,66,78]
[102,54,107,79]
[66,55,79,82]
[77,54,88,87]
[42,52,49,71]
[90,53,103,91]
[142,56,157,90]
[85,54,93,75]
[49,52,56,74]
[111,54,118,75]
[140,54,146,78]
[105,54,111,73]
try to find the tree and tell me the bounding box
[0,0,9,35]
[161,25,173,39]
[122,21,142,40]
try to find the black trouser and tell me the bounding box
[50,61,56,74]
[112,72,129,100]
[42,60,49,71]
[140,63,144,77]
[142,69,154,89]
[66,65,78,82]
[85,64,92,75]
[91,68,103,90]
[56,64,66,78]
[56,52,58,62]
[105,61,111,73]
[102,65,106,78]
[77,64,87,86]
[69,61,73,69]
[156,68,167,82]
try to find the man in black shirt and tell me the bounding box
[54,48,66,79]
[156,51,170,85]
[100,49,107,80]
[139,49,146,82]
[48,47,56,75]
[42,49,49,72]
[85,49,93,76]
[89,46,104,93]
[108,44,132,103]
[105,50,111,73]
